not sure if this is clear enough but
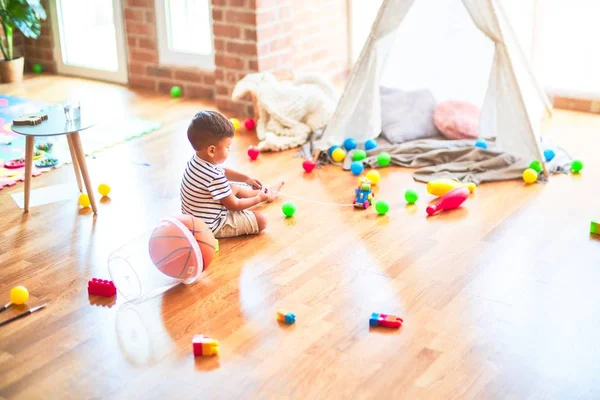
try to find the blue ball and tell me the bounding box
[544,149,555,162]
[343,138,357,151]
[328,145,340,157]
[475,139,488,149]
[364,139,377,151]
[350,161,364,175]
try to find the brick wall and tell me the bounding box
[24,0,56,73]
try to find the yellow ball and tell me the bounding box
[331,148,346,162]
[10,286,29,305]
[98,183,111,197]
[78,193,91,208]
[230,118,241,131]
[366,170,381,185]
[522,168,538,184]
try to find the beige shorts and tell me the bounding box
[215,210,260,238]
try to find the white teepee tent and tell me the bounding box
[317,0,553,170]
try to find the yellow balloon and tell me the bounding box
[79,193,91,208]
[522,168,538,184]
[229,118,241,131]
[366,170,381,185]
[98,183,111,197]
[10,285,29,305]
[331,148,346,163]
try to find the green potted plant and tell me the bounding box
[0,0,46,83]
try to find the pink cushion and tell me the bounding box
[433,100,480,139]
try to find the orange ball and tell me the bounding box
[172,214,216,270]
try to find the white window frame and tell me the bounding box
[154,0,215,70]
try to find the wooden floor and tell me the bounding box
[1,75,599,400]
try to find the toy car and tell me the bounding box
[354,178,374,209]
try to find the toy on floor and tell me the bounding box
[35,157,58,168]
[215,238,219,252]
[276,310,296,325]
[1,285,29,313]
[193,334,220,357]
[366,170,380,185]
[426,187,470,216]
[98,183,111,197]
[331,147,346,162]
[302,159,316,173]
[87,278,117,298]
[591,220,599,235]
[36,142,53,152]
[170,86,182,98]
[173,214,216,270]
[5,158,25,169]
[544,149,555,162]
[377,152,391,167]
[230,118,241,131]
[282,201,296,217]
[328,145,340,157]
[0,303,46,328]
[13,113,48,126]
[244,118,256,130]
[369,312,403,329]
[522,168,538,184]
[247,145,260,160]
[32,63,43,74]
[405,189,419,204]
[365,139,377,151]
[571,159,584,173]
[529,160,542,173]
[475,139,488,149]
[375,200,389,215]
[352,149,367,162]
[343,138,357,151]
[354,178,374,209]
[350,161,364,176]
[426,179,476,196]
[78,193,91,208]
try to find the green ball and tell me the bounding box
[375,200,389,215]
[405,189,418,204]
[282,201,296,217]
[170,85,182,98]
[32,63,43,74]
[352,149,367,162]
[377,152,391,167]
[571,159,583,173]
[529,160,542,173]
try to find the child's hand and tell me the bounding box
[257,187,270,202]
[245,177,262,190]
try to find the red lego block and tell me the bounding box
[87,278,116,298]
[192,334,219,357]
[370,312,403,328]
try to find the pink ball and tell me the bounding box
[244,118,256,130]
[247,145,260,160]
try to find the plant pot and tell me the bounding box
[0,57,25,83]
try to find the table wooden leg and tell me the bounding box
[23,136,35,213]
[71,132,98,214]
[66,134,83,192]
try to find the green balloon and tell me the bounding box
[571,159,583,173]
[375,200,389,215]
[377,152,391,167]
[282,201,296,217]
[32,63,43,74]
[352,149,367,161]
[529,160,542,173]
[170,86,182,98]
[405,189,418,204]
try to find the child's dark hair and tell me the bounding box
[187,110,234,150]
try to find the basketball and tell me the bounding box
[172,214,216,270]
[148,218,200,280]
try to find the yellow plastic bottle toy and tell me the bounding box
[426,179,476,197]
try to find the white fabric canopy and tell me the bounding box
[318,0,552,163]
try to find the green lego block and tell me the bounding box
[591,221,599,235]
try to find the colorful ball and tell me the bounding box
[571,159,583,173]
[282,201,296,217]
[529,160,542,173]
[170,86,182,98]
[350,161,364,175]
[248,145,260,160]
[10,286,29,305]
[172,214,216,271]
[544,149,555,162]
[302,159,316,173]
[366,170,380,185]
[405,189,418,204]
[375,200,389,215]
[352,149,367,162]
[364,139,377,151]
[343,138,357,151]
[522,168,538,184]
[377,152,391,167]
[244,118,256,130]
[475,139,488,149]
[328,145,340,157]
[98,183,111,197]
[32,63,43,74]
[78,193,90,208]
[331,148,346,163]
[230,118,241,131]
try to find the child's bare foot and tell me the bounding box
[266,181,285,202]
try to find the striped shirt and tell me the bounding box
[180,155,232,232]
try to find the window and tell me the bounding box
[155,0,214,69]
